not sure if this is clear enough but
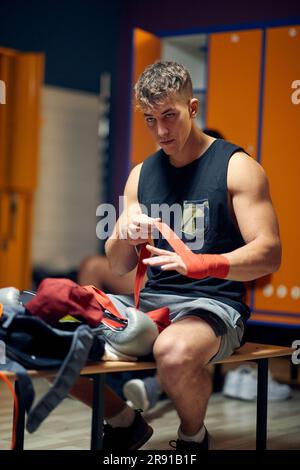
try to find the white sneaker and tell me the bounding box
[123,379,150,411]
[123,376,163,412]
[223,365,253,398]
[267,378,291,401]
[239,367,291,401]
[223,365,291,401]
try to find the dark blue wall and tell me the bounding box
[125,0,300,33]
[0,0,121,92]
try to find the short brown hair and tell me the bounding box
[135,61,193,110]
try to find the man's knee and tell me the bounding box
[153,335,206,374]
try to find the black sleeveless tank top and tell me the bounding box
[137,139,250,322]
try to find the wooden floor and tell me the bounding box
[0,357,299,450]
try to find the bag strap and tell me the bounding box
[26,325,95,433]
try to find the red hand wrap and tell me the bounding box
[152,220,230,280]
[180,250,230,279]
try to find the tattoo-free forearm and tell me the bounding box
[223,236,281,281]
[105,224,138,275]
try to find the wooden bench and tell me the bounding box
[6,342,295,451]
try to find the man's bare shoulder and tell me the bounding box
[228,152,269,195]
[127,163,143,181]
[124,163,143,199]
[132,162,143,174]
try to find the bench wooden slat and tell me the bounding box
[1,343,294,378]
[215,342,294,364]
[80,343,294,372]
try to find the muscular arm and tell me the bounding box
[223,152,282,281]
[105,164,142,275]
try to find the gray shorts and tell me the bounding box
[106,291,245,363]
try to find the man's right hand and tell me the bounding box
[120,213,161,247]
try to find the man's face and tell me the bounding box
[142,93,197,156]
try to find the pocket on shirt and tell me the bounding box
[181,199,210,250]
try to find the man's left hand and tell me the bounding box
[142,244,187,275]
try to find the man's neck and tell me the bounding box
[168,128,216,168]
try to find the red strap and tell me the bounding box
[146,307,170,333]
[83,285,127,328]
[135,219,228,313]
[150,220,229,279]
[153,220,192,256]
[134,244,149,309]
[83,285,124,318]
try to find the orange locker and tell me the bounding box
[8,53,44,192]
[0,48,17,190]
[130,28,161,166]
[253,26,300,319]
[206,29,263,159]
[0,192,33,289]
[0,48,44,289]
[0,49,43,191]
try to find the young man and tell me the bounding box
[103,60,281,451]
[122,128,226,413]
[71,60,280,451]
